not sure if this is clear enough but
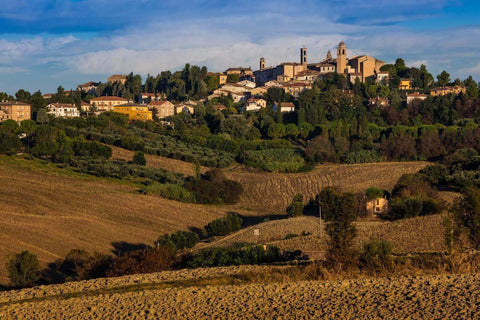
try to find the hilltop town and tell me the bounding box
[0,41,468,124]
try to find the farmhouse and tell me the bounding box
[366,197,389,215]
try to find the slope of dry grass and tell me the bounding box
[199,214,447,257]
[227,162,429,213]
[1,271,479,319]
[111,146,207,176]
[0,156,235,283]
[113,145,429,213]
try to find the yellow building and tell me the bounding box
[0,101,31,122]
[399,79,413,90]
[430,85,466,96]
[113,104,152,121]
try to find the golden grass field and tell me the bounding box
[0,150,429,284]
[111,146,429,213]
[1,266,479,319]
[197,214,447,258]
[227,162,429,213]
[0,156,233,283]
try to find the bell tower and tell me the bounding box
[260,57,265,71]
[336,41,347,74]
[300,47,307,66]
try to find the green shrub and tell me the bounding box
[185,169,243,204]
[343,150,382,164]
[286,193,304,217]
[244,149,305,173]
[359,239,393,271]
[205,212,243,237]
[7,251,40,287]
[179,245,284,268]
[143,183,196,203]
[156,231,200,250]
[365,187,385,200]
[132,151,146,166]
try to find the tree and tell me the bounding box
[325,192,357,268]
[452,187,480,249]
[437,71,451,87]
[20,119,37,151]
[132,151,146,166]
[286,193,304,217]
[7,251,40,287]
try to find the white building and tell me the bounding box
[245,98,266,112]
[46,103,80,118]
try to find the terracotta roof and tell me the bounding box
[283,82,311,88]
[148,100,170,106]
[78,81,99,87]
[280,102,295,108]
[212,104,226,110]
[90,96,128,101]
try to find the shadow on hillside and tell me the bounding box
[237,214,287,227]
[111,241,150,256]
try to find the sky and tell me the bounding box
[0,0,479,94]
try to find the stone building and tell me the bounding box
[254,42,384,86]
[148,100,175,119]
[107,75,127,84]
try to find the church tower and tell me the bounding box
[260,57,265,71]
[326,50,332,61]
[336,41,347,74]
[300,47,307,66]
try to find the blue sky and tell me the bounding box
[0,0,479,94]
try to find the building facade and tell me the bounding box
[90,96,129,112]
[113,104,152,121]
[148,100,175,119]
[0,102,31,122]
[107,74,127,84]
[46,103,80,118]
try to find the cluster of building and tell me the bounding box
[206,42,386,110]
[1,42,472,124]
[369,85,467,108]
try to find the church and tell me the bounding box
[253,42,385,85]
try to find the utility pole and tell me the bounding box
[319,204,323,240]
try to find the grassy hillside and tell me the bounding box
[0,156,233,283]
[112,146,429,213]
[227,161,429,213]
[0,152,429,283]
[197,214,447,258]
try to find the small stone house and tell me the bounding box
[366,197,388,215]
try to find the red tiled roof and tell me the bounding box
[90,96,128,101]
[78,81,98,87]
[148,100,170,106]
